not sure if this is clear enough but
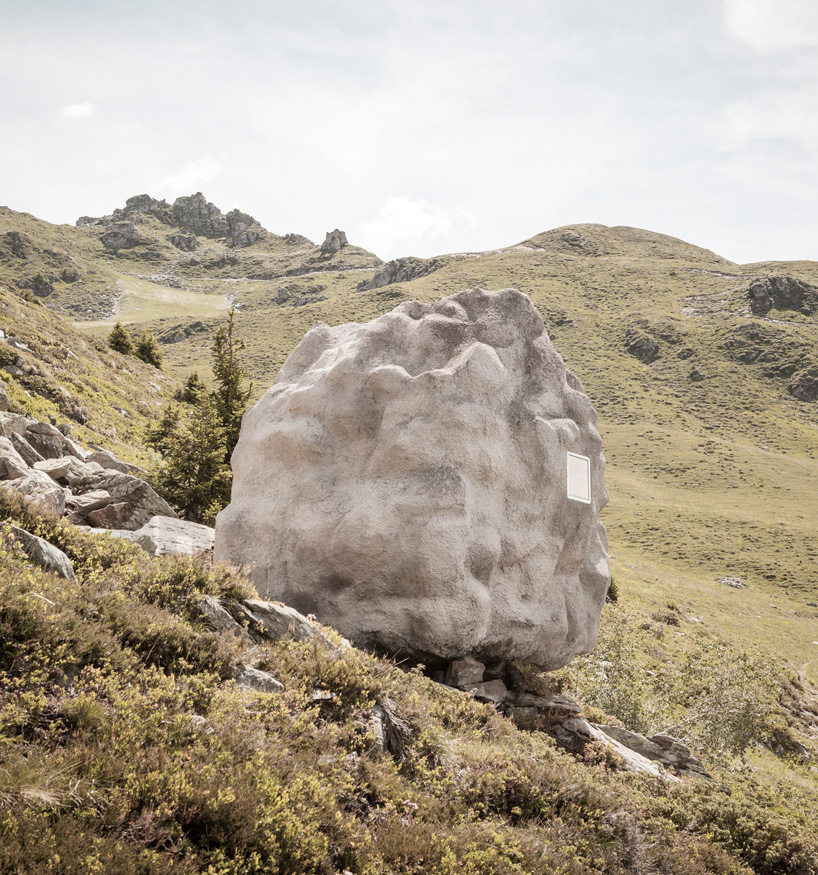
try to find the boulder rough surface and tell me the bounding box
[215,288,610,669]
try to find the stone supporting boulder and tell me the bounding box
[215,288,610,668]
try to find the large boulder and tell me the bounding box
[215,288,610,668]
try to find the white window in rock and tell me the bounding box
[566,452,591,504]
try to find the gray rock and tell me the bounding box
[235,665,284,694]
[597,726,711,777]
[0,412,30,438]
[197,595,330,648]
[171,193,230,239]
[320,229,348,254]
[129,516,214,557]
[197,595,245,637]
[65,489,112,518]
[101,221,140,251]
[514,692,582,714]
[9,431,43,465]
[33,457,74,480]
[24,423,65,460]
[87,449,141,474]
[470,679,508,704]
[3,524,76,581]
[357,256,446,291]
[0,382,8,412]
[60,436,89,461]
[747,275,818,315]
[169,232,198,251]
[0,436,30,480]
[444,657,485,689]
[625,328,660,364]
[2,469,66,515]
[232,598,323,645]
[215,288,610,668]
[73,470,176,530]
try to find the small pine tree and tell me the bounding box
[211,309,252,458]
[108,322,134,355]
[181,371,207,404]
[135,331,163,369]
[153,396,231,523]
[145,404,182,456]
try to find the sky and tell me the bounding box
[2,0,818,263]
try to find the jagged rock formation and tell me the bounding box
[357,256,448,291]
[748,276,818,316]
[320,229,348,254]
[78,192,265,249]
[215,288,610,668]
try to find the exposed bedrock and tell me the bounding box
[215,288,610,669]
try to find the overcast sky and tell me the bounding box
[2,0,818,263]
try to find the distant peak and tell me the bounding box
[76,192,266,249]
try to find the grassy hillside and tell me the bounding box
[1,203,818,871]
[1,489,817,875]
[0,281,178,465]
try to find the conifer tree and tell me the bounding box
[152,396,231,523]
[181,371,207,404]
[211,308,252,457]
[145,404,182,456]
[135,331,163,369]
[108,322,134,355]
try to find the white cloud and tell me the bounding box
[723,0,818,49]
[61,102,96,119]
[152,157,223,197]
[357,196,475,260]
[720,85,818,150]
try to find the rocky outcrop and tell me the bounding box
[78,192,265,249]
[171,193,230,239]
[597,725,710,779]
[625,328,660,363]
[320,229,348,254]
[215,288,610,668]
[748,276,818,316]
[788,364,818,402]
[357,256,447,291]
[101,222,141,251]
[169,232,198,251]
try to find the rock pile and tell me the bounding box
[437,655,709,780]
[0,410,174,529]
[216,287,610,669]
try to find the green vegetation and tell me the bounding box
[211,308,252,458]
[135,330,163,369]
[0,282,180,465]
[108,321,134,354]
[146,311,252,522]
[0,488,816,874]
